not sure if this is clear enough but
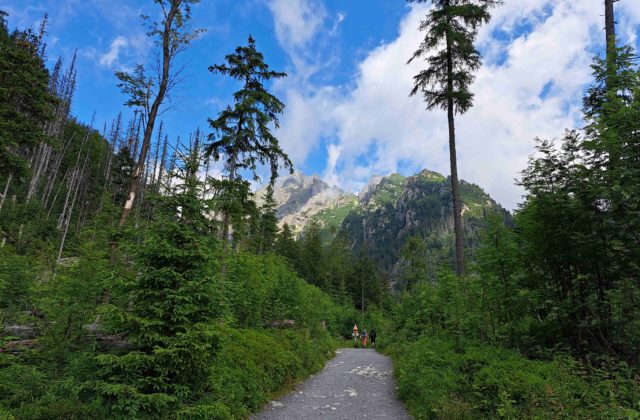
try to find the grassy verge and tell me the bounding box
[386,334,640,419]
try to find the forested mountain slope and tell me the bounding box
[263,169,509,288]
[342,170,509,283]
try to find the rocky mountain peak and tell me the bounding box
[256,172,356,234]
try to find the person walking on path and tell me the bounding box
[370,328,377,348]
[361,330,368,347]
[352,324,359,347]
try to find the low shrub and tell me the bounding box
[389,335,640,419]
[207,326,336,418]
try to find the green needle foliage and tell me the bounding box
[206,35,292,242]
[407,0,500,112]
[274,223,300,267]
[398,236,430,291]
[0,15,56,178]
[95,153,223,416]
[408,0,501,275]
[206,36,292,186]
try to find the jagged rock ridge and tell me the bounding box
[256,172,357,235]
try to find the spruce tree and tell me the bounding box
[399,236,429,290]
[274,223,300,267]
[299,220,324,289]
[407,0,500,275]
[206,36,292,241]
[324,231,353,301]
[253,186,279,254]
[96,149,222,416]
[348,252,383,313]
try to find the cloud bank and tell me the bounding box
[268,0,640,210]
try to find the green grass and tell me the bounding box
[370,174,405,207]
[416,170,446,183]
[314,199,358,233]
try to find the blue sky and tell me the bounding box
[2,0,640,209]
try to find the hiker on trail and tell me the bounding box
[352,324,359,346]
[362,330,368,347]
[370,328,377,348]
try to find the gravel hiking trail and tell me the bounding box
[252,348,411,420]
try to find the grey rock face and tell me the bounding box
[256,172,356,234]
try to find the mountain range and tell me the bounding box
[257,170,509,285]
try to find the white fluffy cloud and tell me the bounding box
[99,36,128,67]
[267,0,326,50]
[269,0,640,210]
[266,0,346,171]
[97,31,151,70]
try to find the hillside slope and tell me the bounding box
[342,170,509,287]
[261,169,509,288]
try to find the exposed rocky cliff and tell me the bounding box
[255,172,357,235]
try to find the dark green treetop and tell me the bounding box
[206,35,293,186]
[407,0,500,113]
[274,223,300,267]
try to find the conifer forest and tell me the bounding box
[0,0,639,418]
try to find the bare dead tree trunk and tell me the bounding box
[203,154,211,200]
[55,136,92,277]
[131,113,142,159]
[27,57,76,204]
[151,121,163,188]
[26,143,47,201]
[0,173,11,213]
[43,133,76,209]
[92,139,115,240]
[0,173,11,248]
[157,135,168,193]
[167,146,178,193]
[47,168,70,219]
[136,134,154,226]
[118,1,182,227]
[57,130,89,230]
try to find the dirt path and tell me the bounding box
[252,348,411,420]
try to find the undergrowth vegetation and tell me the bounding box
[387,334,639,419]
[0,245,344,419]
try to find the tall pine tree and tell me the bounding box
[407,0,500,275]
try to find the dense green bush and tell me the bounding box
[223,251,350,336]
[389,335,640,419]
[203,327,335,418]
[0,210,345,419]
[0,249,38,321]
